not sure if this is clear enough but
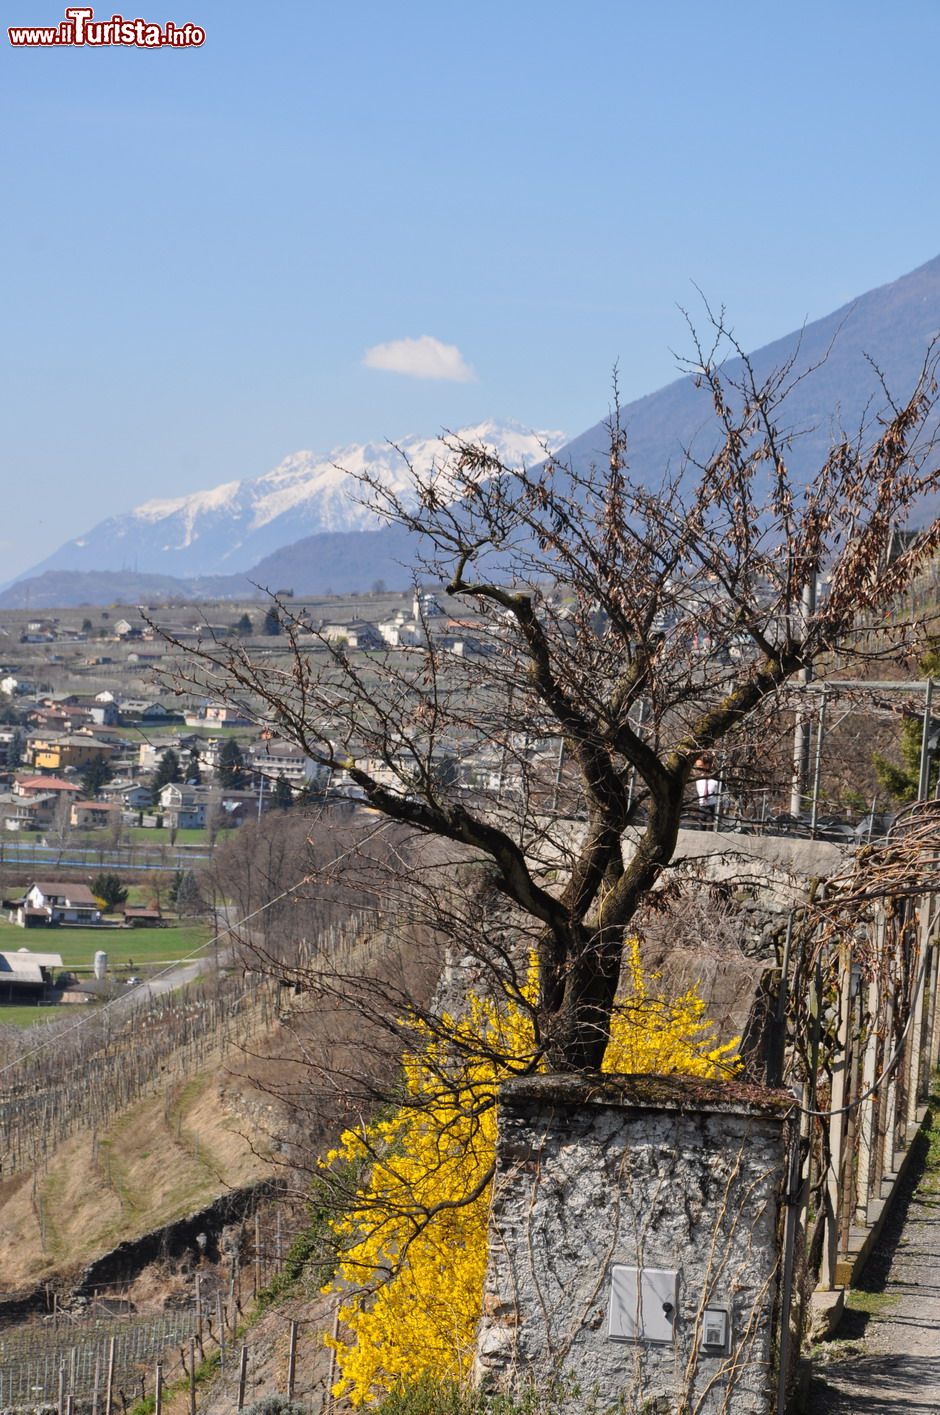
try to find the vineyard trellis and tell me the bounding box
[0,970,278,1180]
[767,796,940,1403]
[0,1307,201,1410]
[0,1197,317,1414]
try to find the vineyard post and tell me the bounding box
[154,1363,162,1415]
[237,1346,247,1412]
[286,1320,297,1401]
[326,1304,339,1415]
[188,1337,196,1415]
[195,1273,202,1348]
[104,1335,115,1415]
[92,1351,101,1415]
[216,1295,225,1371]
[57,1361,64,1415]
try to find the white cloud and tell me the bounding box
[362,335,476,383]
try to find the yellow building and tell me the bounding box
[28,733,115,772]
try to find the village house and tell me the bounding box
[13,776,82,799]
[158,782,210,829]
[248,738,329,789]
[9,882,101,927]
[376,611,426,648]
[1,675,33,696]
[102,780,155,812]
[200,703,254,727]
[27,732,115,773]
[70,799,122,829]
[137,733,211,774]
[120,700,181,723]
[113,618,142,640]
[0,790,59,832]
[321,620,385,650]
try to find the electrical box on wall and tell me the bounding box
[699,1305,730,1354]
[607,1266,678,1344]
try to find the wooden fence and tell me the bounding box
[771,797,940,1389]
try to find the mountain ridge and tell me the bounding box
[15,420,563,587]
[9,253,940,609]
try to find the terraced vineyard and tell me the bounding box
[0,1306,200,1408]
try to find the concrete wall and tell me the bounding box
[476,1075,795,1415]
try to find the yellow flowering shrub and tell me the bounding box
[324,943,740,1405]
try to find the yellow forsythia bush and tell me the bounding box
[323,943,740,1405]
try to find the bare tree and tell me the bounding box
[163,319,940,1074]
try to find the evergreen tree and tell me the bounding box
[272,774,293,810]
[81,755,112,798]
[92,872,128,912]
[217,738,245,788]
[873,642,940,801]
[151,747,182,805]
[168,869,184,907]
[262,605,281,636]
[233,612,253,637]
[185,747,202,785]
[169,868,203,916]
[7,728,23,770]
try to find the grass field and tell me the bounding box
[0,826,213,847]
[125,826,212,844]
[0,1004,64,1028]
[0,918,213,968]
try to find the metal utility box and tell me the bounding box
[699,1305,731,1354]
[608,1265,678,1344]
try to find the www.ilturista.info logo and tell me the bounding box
[8,6,205,46]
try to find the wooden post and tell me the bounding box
[216,1292,226,1372]
[237,1346,248,1412]
[821,940,852,1289]
[154,1364,162,1415]
[254,1213,261,1295]
[195,1272,203,1348]
[92,1351,102,1415]
[906,900,931,1131]
[104,1335,116,1415]
[58,1363,65,1415]
[326,1303,340,1414]
[855,967,881,1223]
[188,1337,197,1415]
[286,1320,297,1401]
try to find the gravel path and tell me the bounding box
[807,1117,940,1412]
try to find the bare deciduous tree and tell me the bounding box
[164,319,940,1073]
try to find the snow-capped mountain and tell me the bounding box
[19,421,564,583]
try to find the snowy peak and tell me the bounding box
[20,421,564,582]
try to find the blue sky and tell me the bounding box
[4,0,940,578]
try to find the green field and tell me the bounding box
[0,827,213,847]
[125,827,212,844]
[0,919,213,969]
[0,1004,65,1029]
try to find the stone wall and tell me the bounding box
[476,1075,795,1415]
